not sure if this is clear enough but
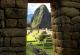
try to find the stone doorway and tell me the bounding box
[26,3,53,55]
[0,0,80,55]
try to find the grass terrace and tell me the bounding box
[26,30,54,55]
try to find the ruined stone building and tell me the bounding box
[0,0,80,55]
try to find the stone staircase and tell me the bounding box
[43,36,53,49]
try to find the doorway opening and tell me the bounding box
[26,3,53,55]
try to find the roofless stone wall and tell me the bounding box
[0,0,80,55]
[51,0,80,55]
[0,0,27,55]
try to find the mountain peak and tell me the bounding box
[31,5,51,29]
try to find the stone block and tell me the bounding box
[1,0,15,8]
[54,52,62,55]
[0,20,5,28]
[62,1,80,9]
[63,40,72,48]
[0,10,4,19]
[61,7,79,17]
[62,48,72,55]
[52,24,72,32]
[11,37,26,46]
[16,52,25,55]
[0,52,16,55]
[72,23,80,32]
[5,8,26,18]
[55,47,63,54]
[71,32,80,40]
[52,24,62,32]
[78,40,80,48]
[62,24,72,32]
[55,47,72,55]
[0,47,25,52]
[0,29,5,37]
[71,40,78,48]
[54,39,63,47]
[63,32,72,40]
[1,29,26,37]
[0,52,9,55]
[62,0,80,3]
[13,47,25,52]
[9,53,16,55]
[54,39,72,48]
[71,49,79,55]
[72,16,80,23]
[18,19,26,28]
[4,38,10,47]
[53,32,63,39]
[0,37,3,47]
[53,16,71,24]
[16,0,27,8]
[0,20,2,28]
[6,19,17,27]
[54,32,72,40]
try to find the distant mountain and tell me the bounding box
[31,5,51,29]
[27,14,33,24]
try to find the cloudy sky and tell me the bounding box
[27,3,51,15]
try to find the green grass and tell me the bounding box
[26,30,53,55]
[26,45,35,55]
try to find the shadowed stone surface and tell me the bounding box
[5,8,26,18]
[0,0,80,55]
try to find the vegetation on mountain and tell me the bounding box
[31,5,51,29]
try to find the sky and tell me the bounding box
[27,3,51,15]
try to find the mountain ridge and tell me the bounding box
[31,5,51,29]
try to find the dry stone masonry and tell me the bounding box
[0,0,80,55]
[51,0,80,55]
[0,0,27,55]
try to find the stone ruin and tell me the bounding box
[0,0,80,55]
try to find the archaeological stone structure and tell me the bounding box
[0,0,80,55]
[0,0,27,55]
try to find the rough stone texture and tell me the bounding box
[61,7,80,17]
[53,32,72,40]
[1,0,15,8]
[51,0,80,55]
[4,38,10,47]
[52,24,72,32]
[5,8,26,18]
[0,0,80,55]
[0,20,5,28]
[0,37,3,47]
[71,32,80,40]
[18,19,26,28]
[0,10,4,19]
[72,16,80,23]
[73,23,80,32]
[16,0,27,8]
[62,1,80,8]
[11,37,25,46]
[62,0,80,2]
[53,16,71,24]
[1,29,26,37]
[6,19,17,27]
[0,0,27,54]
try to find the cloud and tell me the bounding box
[27,3,51,15]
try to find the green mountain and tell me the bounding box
[31,5,51,29]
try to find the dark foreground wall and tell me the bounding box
[51,0,80,55]
[0,0,27,55]
[0,0,80,55]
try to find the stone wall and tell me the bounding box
[0,0,27,55]
[51,0,80,55]
[0,0,80,55]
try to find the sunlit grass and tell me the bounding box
[26,30,53,55]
